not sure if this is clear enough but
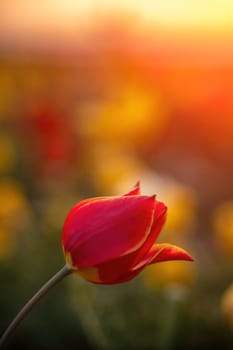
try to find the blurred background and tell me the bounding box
[0,1,233,349]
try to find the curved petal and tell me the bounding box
[123,181,141,196]
[115,242,193,283]
[76,266,102,284]
[150,201,168,242]
[63,181,141,247]
[107,268,144,284]
[63,195,156,269]
[78,263,144,285]
[148,243,194,264]
[131,201,167,267]
[76,256,129,284]
[132,243,193,270]
[92,251,141,284]
[62,197,104,248]
[88,242,193,284]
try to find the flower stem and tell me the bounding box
[0,265,71,349]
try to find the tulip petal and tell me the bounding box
[77,266,102,284]
[117,243,193,283]
[79,264,143,285]
[96,243,193,284]
[107,268,144,284]
[148,243,194,264]
[132,243,193,270]
[93,253,139,284]
[62,197,103,248]
[124,181,141,196]
[131,201,167,266]
[63,195,156,269]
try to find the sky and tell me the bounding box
[1,0,233,48]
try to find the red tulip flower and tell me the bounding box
[62,182,193,284]
[0,183,193,347]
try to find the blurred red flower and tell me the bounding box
[62,183,193,284]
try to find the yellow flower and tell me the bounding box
[90,148,144,193]
[221,282,233,329]
[143,260,196,290]
[80,83,168,150]
[213,201,233,258]
[0,134,16,172]
[162,184,197,236]
[0,179,30,230]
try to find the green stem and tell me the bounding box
[0,265,71,349]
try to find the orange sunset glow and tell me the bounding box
[1,0,233,39]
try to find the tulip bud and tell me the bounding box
[62,183,193,284]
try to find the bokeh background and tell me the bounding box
[0,1,233,349]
